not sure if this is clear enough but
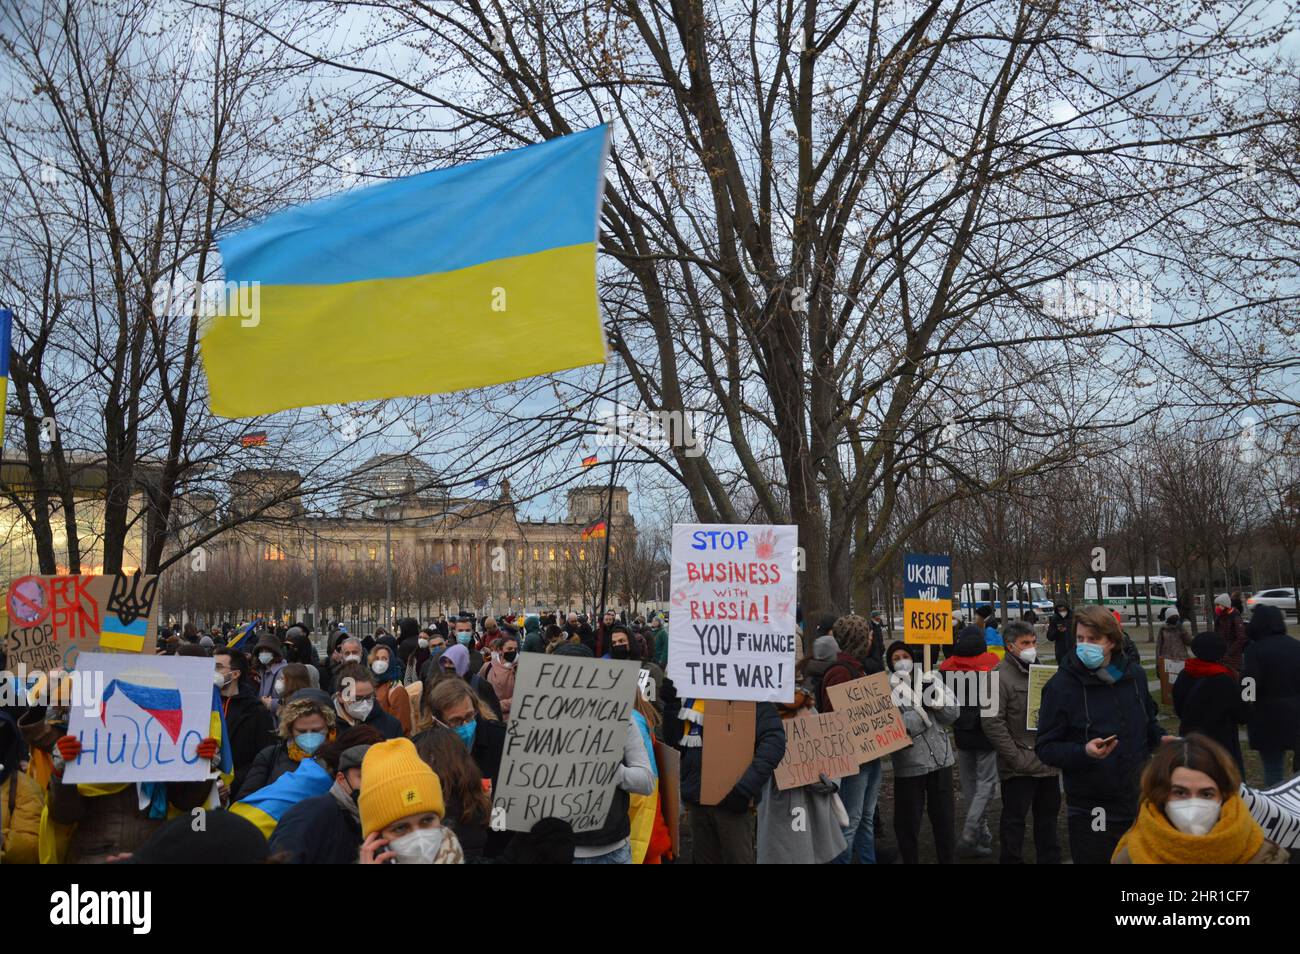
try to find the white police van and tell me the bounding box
[1082,576,1178,624]
[957,581,1053,620]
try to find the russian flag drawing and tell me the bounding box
[100,673,184,743]
[200,126,611,418]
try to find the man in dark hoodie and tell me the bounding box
[939,623,1001,857]
[1035,605,1172,864]
[1173,631,1251,771]
[214,647,277,794]
[661,673,787,864]
[1242,604,1300,786]
[1044,601,1075,663]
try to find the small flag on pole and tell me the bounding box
[240,431,269,447]
[581,520,608,541]
[581,454,598,468]
[0,308,11,448]
[474,478,490,489]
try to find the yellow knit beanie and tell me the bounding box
[358,738,445,836]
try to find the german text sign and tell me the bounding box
[63,652,215,785]
[667,523,798,703]
[903,553,953,645]
[493,653,641,833]
[825,672,912,765]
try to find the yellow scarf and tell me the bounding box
[1115,796,1264,865]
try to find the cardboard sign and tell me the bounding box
[903,553,953,644]
[1164,659,1184,684]
[4,573,158,671]
[1026,664,1058,731]
[492,653,641,833]
[654,739,682,858]
[1241,778,1300,849]
[772,710,861,790]
[826,672,912,765]
[699,699,756,805]
[667,523,798,703]
[63,652,215,785]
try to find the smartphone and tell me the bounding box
[1100,734,1118,744]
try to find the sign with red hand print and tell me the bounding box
[668,523,798,703]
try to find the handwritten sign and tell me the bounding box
[63,652,215,785]
[903,553,952,645]
[773,710,860,790]
[492,653,641,833]
[4,573,158,671]
[1241,777,1300,849]
[667,523,798,703]
[1026,664,1058,731]
[826,672,912,765]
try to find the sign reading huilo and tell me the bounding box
[493,653,641,833]
[4,573,159,671]
[903,553,953,645]
[667,523,799,703]
[63,652,216,785]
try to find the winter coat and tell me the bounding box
[652,625,669,668]
[234,741,302,801]
[1034,650,1163,808]
[938,627,1000,751]
[480,659,517,720]
[888,671,959,777]
[756,701,847,865]
[221,682,278,794]
[375,681,412,737]
[1,711,43,864]
[1173,660,1250,768]
[665,701,787,805]
[1156,623,1191,662]
[983,653,1057,781]
[1242,606,1300,753]
[1045,612,1075,662]
[336,698,404,740]
[806,652,865,714]
[267,790,362,864]
[572,716,655,855]
[1216,608,1249,676]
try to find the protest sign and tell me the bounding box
[773,710,860,790]
[1164,659,1184,684]
[667,523,798,703]
[903,553,953,644]
[654,739,682,857]
[699,699,756,804]
[826,672,912,765]
[4,573,158,671]
[493,653,641,833]
[1240,778,1300,849]
[1026,664,1058,730]
[63,652,215,785]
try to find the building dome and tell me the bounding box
[342,454,444,516]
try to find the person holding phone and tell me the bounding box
[358,737,465,864]
[1036,605,1175,863]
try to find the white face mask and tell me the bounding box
[346,698,374,721]
[1056,609,1067,618]
[258,652,274,666]
[1017,646,1038,664]
[388,826,444,864]
[213,671,228,689]
[372,659,390,675]
[893,658,914,674]
[344,654,361,663]
[1165,797,1221,836]
[418,638,429,649]
[273,678,285,695]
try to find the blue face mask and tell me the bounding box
[1076,642,1106,670]
[457,633,473,647]
[454,719,477,750]
[295,731,327,754]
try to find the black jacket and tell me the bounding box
[664,699,787,805]
[1045,612,1075,662]
[268,791,362,864]
[221,683,277,794]
[1173,664,1250,769]
[233,741,300,801]
[469,720,511,859]
[1035,650,1163,809]
[337,700,403,740]
[1242,607,1300,752]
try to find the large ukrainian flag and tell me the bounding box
[201,126,610,418]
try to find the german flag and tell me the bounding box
[240,431,268,447]
[581,520,607,541]
[581,454,598,468]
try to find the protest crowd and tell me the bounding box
[3,592,1298,866]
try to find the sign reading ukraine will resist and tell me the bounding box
[493,653,642,833]
[63,652,216,785]
[903,553,953,645]
[667,524,799,703]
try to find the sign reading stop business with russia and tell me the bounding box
[668,523,798,704]
[903,553,953,645]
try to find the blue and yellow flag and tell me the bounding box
[226,618,260,652]
[201,127,610,418]
[229,757,332,838]
[0,307,11,445]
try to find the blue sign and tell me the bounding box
[904,553,952,600]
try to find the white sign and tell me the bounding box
[667,523,798,703]
[63,652,215,784]
[1241,778,1300,849]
